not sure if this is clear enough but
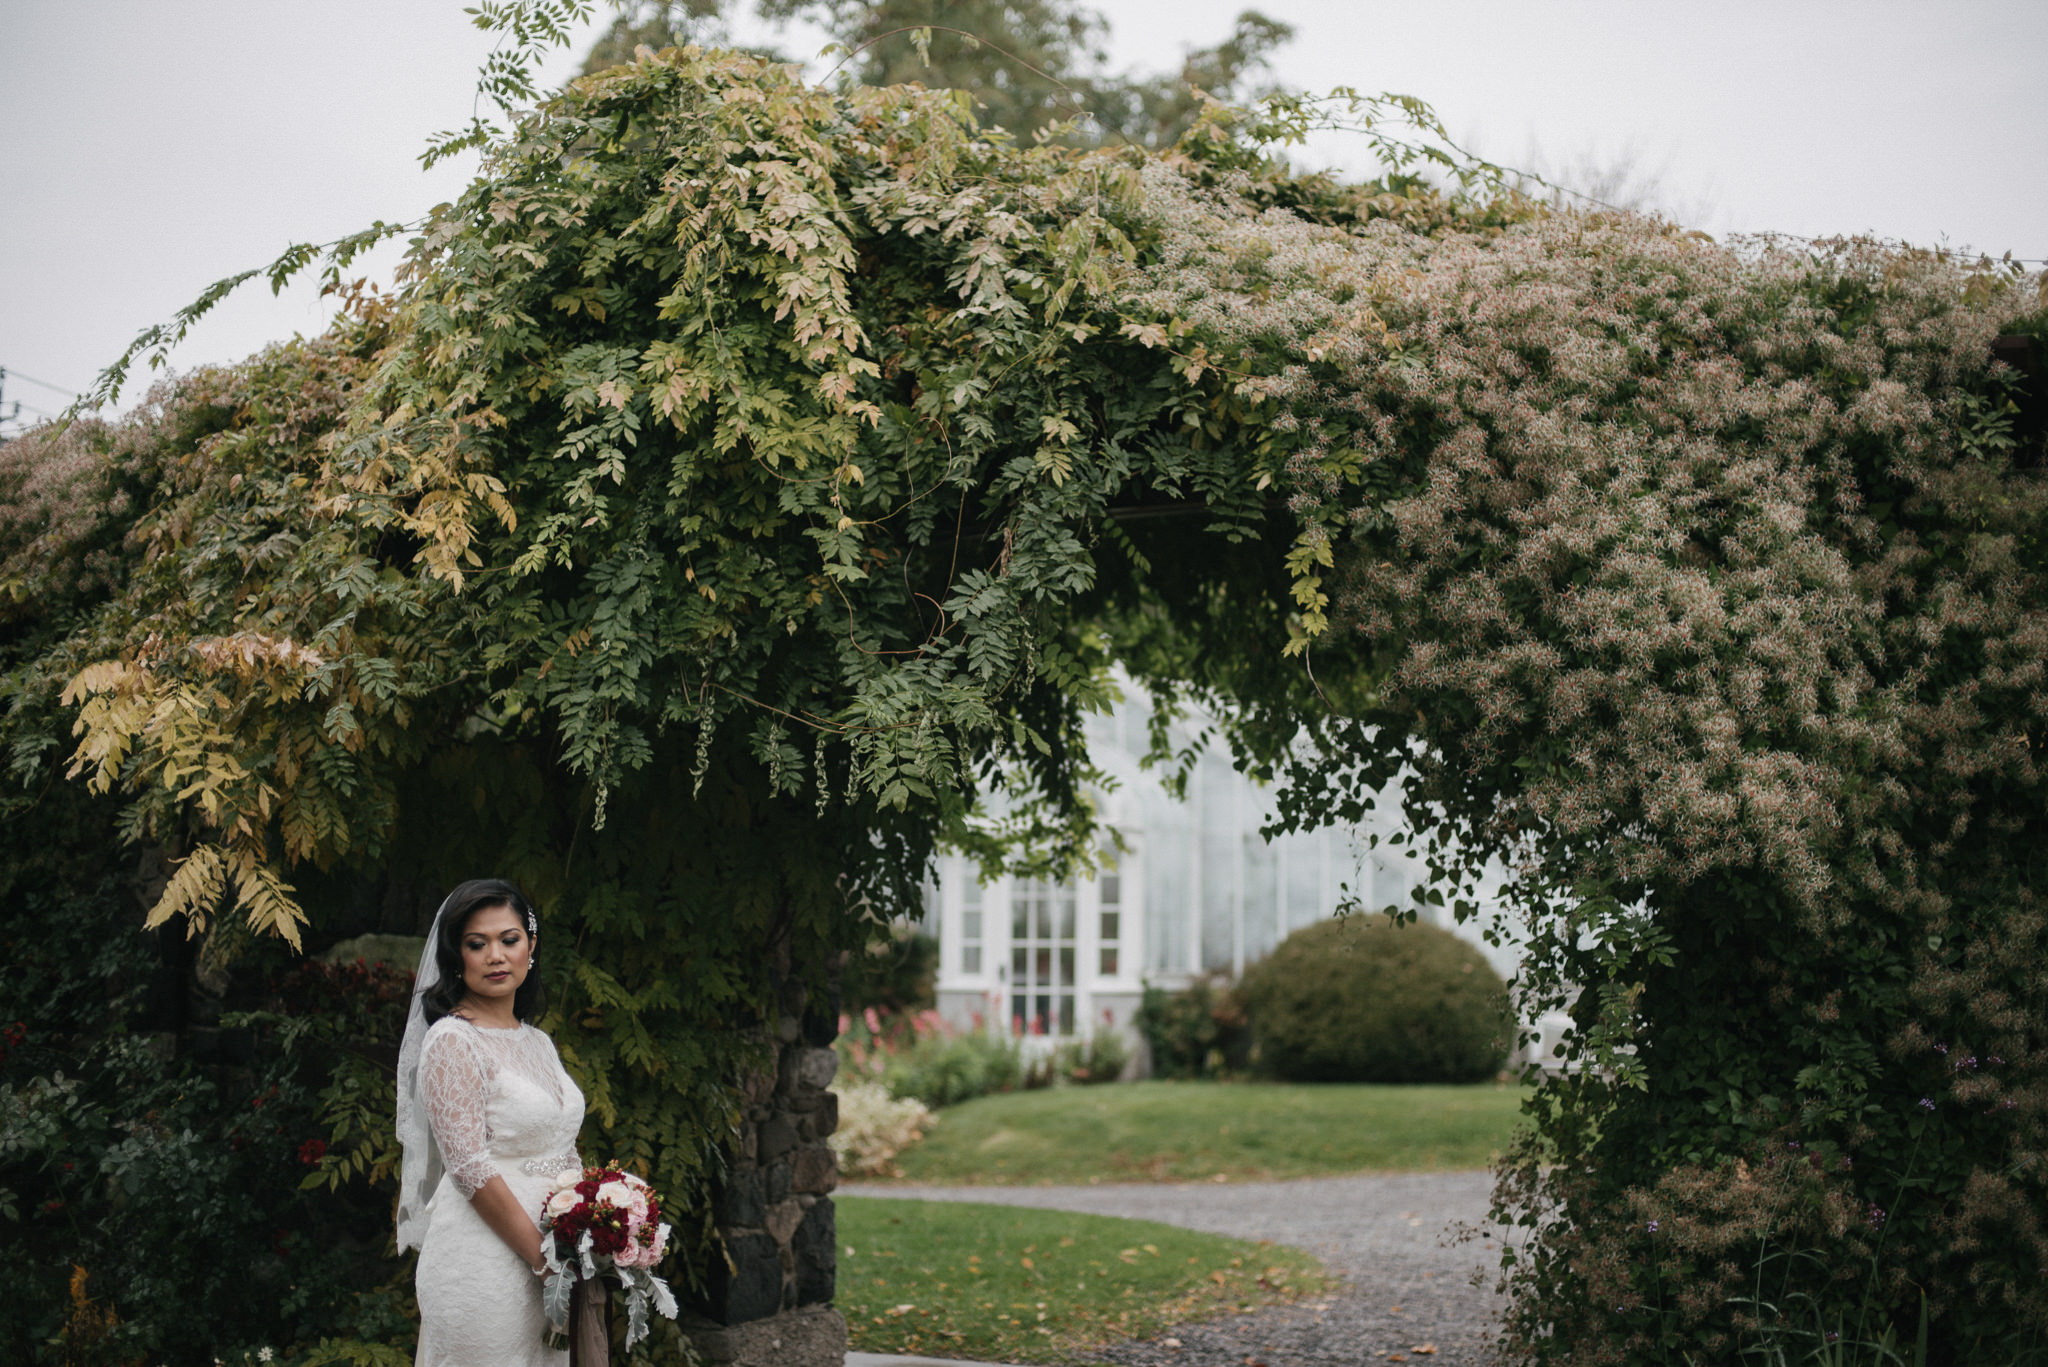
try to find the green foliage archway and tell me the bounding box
[4,38,2045,1366]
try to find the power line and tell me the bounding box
[0,367,78,397]
[0,367,74,438]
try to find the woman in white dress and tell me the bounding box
[394,879,586,1367]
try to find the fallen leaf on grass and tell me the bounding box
[1411,1346,1439,1356]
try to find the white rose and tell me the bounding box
[595,1180,637,1210]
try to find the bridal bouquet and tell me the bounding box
[538,1165,679,1351]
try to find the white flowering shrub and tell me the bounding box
[1122,164,2048,1361]
[828,1079,933,1178]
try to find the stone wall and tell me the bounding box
[683,991,845,1367]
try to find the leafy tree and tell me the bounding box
[586,0,1293,146]
[581,0,738,69]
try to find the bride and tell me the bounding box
[395,879,586,1366]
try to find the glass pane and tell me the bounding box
[1058,945,1074,987]
[1100,947,1119,976]
[1012,945,1026,978]
[1057,994,1074,1036]
[1035,947,1051,983]
[1011,995,1025,1033]
[1377,861,1411,915]
[1148,826,1185,972]
[1201,808,1235,972]
[963,946,982,974]
[963,880,982,911]
[1057,892,1076,940]
[1243,832,1280,964]
[1035,994,1051,1033]
[1035,896,1051,940]
[963,910,981,942]
[1100,911,1119,944]
[1012,892,1028,940]
[1100,873,1121,907]
[1286,833,1323,929]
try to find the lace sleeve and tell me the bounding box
[545,1034,582,1169]
[420,1027,500,1198]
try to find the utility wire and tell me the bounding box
[0,367,74,436]
[0,367,78,396]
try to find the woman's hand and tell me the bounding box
[469,1173,547,1273]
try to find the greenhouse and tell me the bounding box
[924,686,1525,1049]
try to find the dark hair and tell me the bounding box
[420,878,547,1026]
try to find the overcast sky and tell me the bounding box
[3,0,2043,429]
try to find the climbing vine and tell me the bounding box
[5,31,2046,1365]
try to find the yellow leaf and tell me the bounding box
[148,844,228,936]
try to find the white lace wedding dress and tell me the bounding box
[414,1016,585,1367]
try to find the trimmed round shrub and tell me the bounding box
[1242,914,1510,1083]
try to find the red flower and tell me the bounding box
[298,1138,328,1165]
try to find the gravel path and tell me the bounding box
[839,1172,1518,1366]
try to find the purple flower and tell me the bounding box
[1918,1098,1937,1110]
[1868,1204,1887,1230]
[1646,1220,1659,1233]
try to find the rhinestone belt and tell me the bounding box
[521,1153,580,1178]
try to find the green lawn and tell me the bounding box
[837,1196,1331,1364]
[882,1079,1528,1184]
